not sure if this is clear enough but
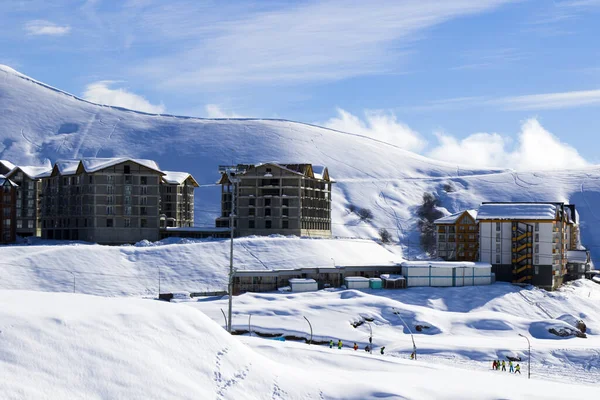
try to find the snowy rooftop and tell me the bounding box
[164,227,230,232]
[380,274,405,281]
[8,165,52,179]
[0,159,16,171]
[567,250,588,264]
[0,175,17,186]
[162,171,199,186]
[434,209,477,224]
[477,203,558,220]
[289,278,317,284]
[401,261,491,269]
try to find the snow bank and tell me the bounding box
[1,290,599,399]
[0,237,400,296]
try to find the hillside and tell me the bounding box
[1,65,600,261]
[2,290,599,399]
[0,237,400,296]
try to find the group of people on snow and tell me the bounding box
[492,360,521,374]
[329,339,384,355]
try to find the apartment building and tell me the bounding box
[40,158,164,244]
[434,210,478,261]
[0,175,18,244]
[216,163,333,238]
[160,172,198,228]
[4,165,51,237]
[477,202,571,290]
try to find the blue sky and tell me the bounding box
[1,0,599,169]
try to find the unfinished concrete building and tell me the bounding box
[216,163,333,238]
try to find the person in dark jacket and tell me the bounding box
[492,360,497,370]
[353,343,358,351]
[380,346,385,355]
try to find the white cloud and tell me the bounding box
[204,104,244,119]
[498,89,600,110]
[131,0,517,88]
[427,118,589,170]
[82,81,165,114]
[322,108,426,152]
[25,20,71,36]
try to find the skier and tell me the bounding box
[492,360,497,370]
[338,339,343,349]
[410,352,415,360]
[365,345,371,353]
[329,340,334,349]
[515,364,521,374]
[509,361,514,373]
[353,342,358,351]
[501,360,506,372]
[496,360,501,370]
[380,346,385,355]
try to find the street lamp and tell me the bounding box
[156,265,161,297]
[518,333,531,379]
[394,308,417,360]
[304,316,313,345]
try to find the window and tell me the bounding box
[282,198,288,207]
[264,198,271,207]
[282,209,289,216]
[16,220,22,229]
[124,165,131,174]
[141,186,148,195]
[534,255,539,264]
[265,220,272,229]
[107,175,114,184]
[125,186,132,195]
[266,168,272,173]
[496,222,501,231]
[89,176,93,184]
[534,266,539,275]
[495,254,500,264]
[496,233,501,242]
[106,196,114,205]
[125,196,131,205]
[107,185,114,194]
[141,176,147,185]
[124,218,131,228]
[141,207,147,215]
[106,206,114,215]
[28,220,33,229]
[140,218,147,228]
[535,233,539,242]
[248,220,255,229]
[496,244,501,252]
[106,218,113,227]
[535,222,539,231]
[249,198,255,206]
[140,197,148,205]
[534,244,539,253]
[125,175,132,184]
[249,208,255,216]
[265,208,271,217]
[282,220,289,229]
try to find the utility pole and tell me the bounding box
[518,333,531,379]
[227,170,238,334]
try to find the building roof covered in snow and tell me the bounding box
[401,261,491,269]
[218,162,333,183]
[567,250,589,264]
[5,165,52,179]
[162,171,199,187]
[0,175,18,187]
[0,160,16,171]
[434,210,477,224]
[476,203,558,221]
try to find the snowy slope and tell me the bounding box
[1,290,599,400]
[1,65,600,260]
[0,237,400,296]
[186,279,600,386]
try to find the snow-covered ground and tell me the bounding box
[0,237,400,296]
[2,65,600,263]
[2,289,599,400]
[184,279,600,386]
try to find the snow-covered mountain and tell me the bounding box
[1,65,600,260]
